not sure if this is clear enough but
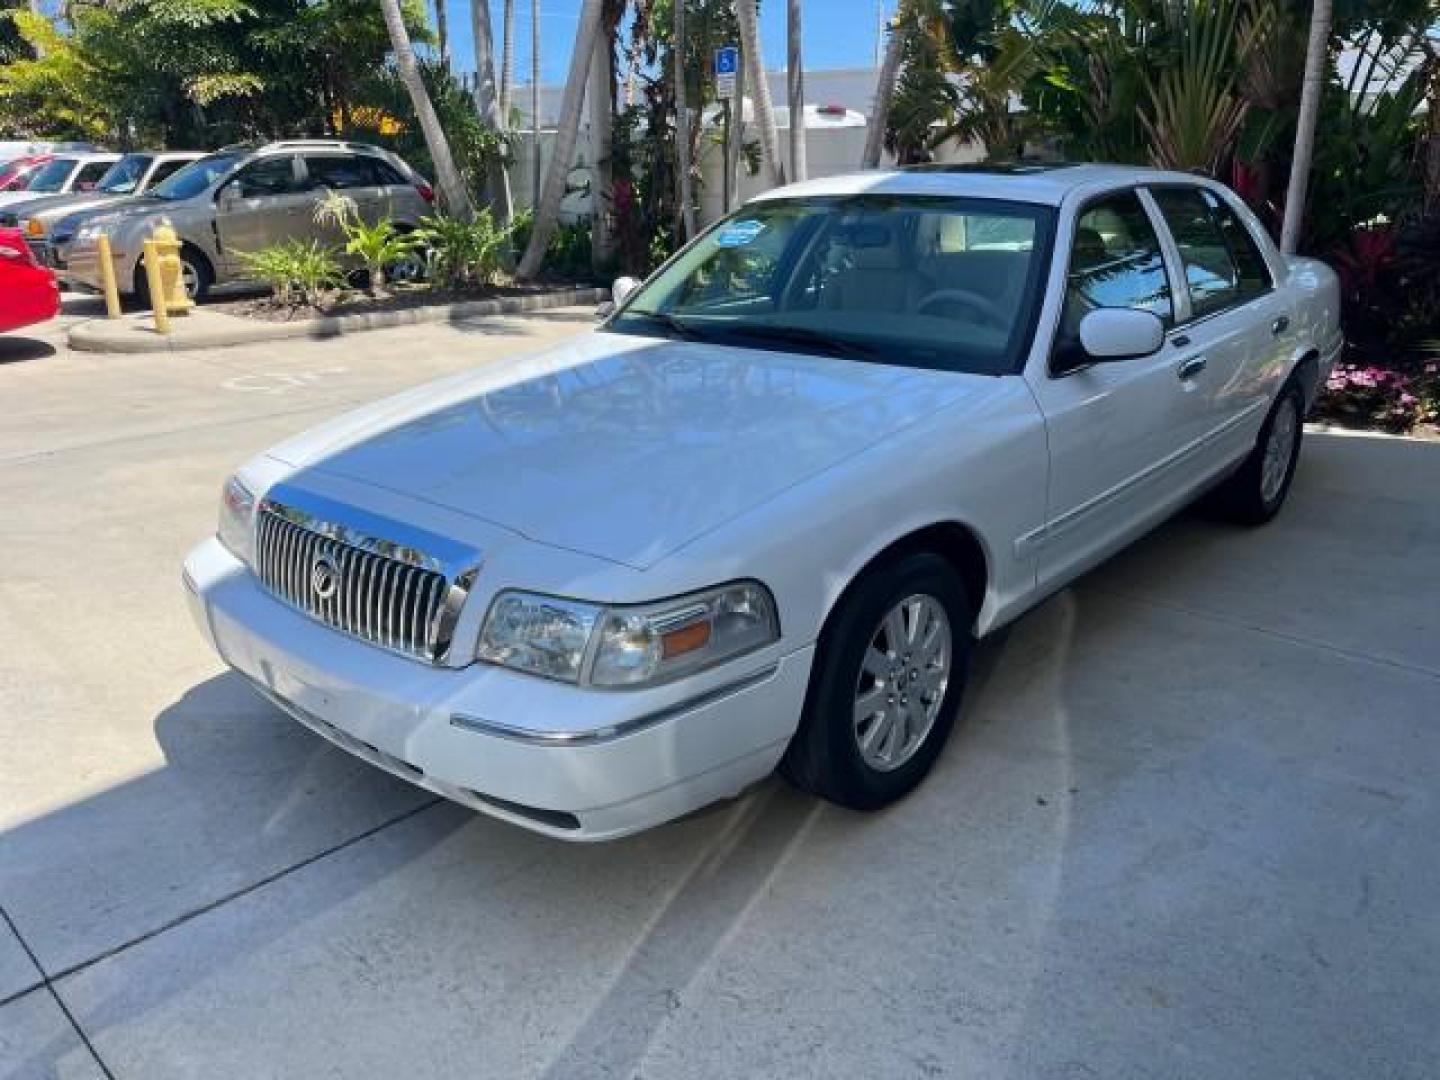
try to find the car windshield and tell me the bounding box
[25,158,77,193]
[149,151,245,200]
[608,195,1055,374]
[97,154,153,195]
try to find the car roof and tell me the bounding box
[748,163,1213,208]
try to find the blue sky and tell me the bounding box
[441,1,897,83]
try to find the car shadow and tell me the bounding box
[0,336,56,364]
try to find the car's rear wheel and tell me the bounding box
[781,552,973,811]
[1217,381,1304,525]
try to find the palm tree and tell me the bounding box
[517,0,606,278]
[531,0,541,209]
[434,0,450,64]
[674,0,697,238]
[737,0,785,186]
[471,0,513,222]
[500,0,515,120]
[379,0,472,219]
[1281,0,1333,253]
[787,0,806,182]
[864,0,910,168]
[590,32,616,265]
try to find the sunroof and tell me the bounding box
[899,162,1079,175]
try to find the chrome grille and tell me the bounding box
[255,508,450,661]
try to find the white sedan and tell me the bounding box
[184,164,1342,840]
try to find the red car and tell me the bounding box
[0,227,61,332]
[0,154,53,193]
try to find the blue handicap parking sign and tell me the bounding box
[715,46,739,76]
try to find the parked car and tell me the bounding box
[64,140,433,302]
[0,154,55,193]
[183,164,1343,840]
[0,227,61,333]
[0,153,119,210]
[1,151,206,270]
[0,141,99,164]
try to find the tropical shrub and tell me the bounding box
[415,210,510,288]
[511,209,595,280]
[312,190,418,296]
[237,240,345,308]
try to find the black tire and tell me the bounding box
[781,551,973,811]
[1216,381,1305,525]
[133,247,212,305]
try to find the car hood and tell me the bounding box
[266,330,996,569]
[21,191,122,223]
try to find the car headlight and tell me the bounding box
[216,475,256,563]
[477,581,779,688]
[75,222,104,242]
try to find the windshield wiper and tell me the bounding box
[713,324,882,363]
[621,308,707,341]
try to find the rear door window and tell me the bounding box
[1150,187,1249,318]
[305,155,380,190]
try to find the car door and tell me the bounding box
[215,155,308,272]
[302,155,387,243]
[1146,185,1292,474]
[1023,187,1216,593]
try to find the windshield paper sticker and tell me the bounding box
[716,220,765,247]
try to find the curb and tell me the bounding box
[68,286,608,354]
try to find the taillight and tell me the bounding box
[415,181,435,204]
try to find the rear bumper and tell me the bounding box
[182,538,813,840]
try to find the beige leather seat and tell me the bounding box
[820,246,930,313]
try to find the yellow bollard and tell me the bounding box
[149,222,193,316]
[96,233,122,320]
[142,238,170,335]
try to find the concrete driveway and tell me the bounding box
[2,302,1437,1079]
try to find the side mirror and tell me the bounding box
[1078,308,1165,362]
[217,185,239,211]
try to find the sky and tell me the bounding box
[442,1,898,84]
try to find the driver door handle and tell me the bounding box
[1178,355,1207,381]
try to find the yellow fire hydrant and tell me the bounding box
[141,221,193,334]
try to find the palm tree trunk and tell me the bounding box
[531,0,541,210]
[471,0,513,223]
[435,0,450,65]
[674,0,697,239]
[590,33,616,266]
[517,0,605,278]
[1280,0,1332,254]
[500,0,515,121]
[737,0,785,187]
[787,0,806,182]
[380,0,472,219]
[863,1,907,169]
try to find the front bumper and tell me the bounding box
[182,538,813,840]
[62,242,125,293]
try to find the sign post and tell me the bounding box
[715,46,739,213]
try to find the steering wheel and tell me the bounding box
[915,288,1009,329]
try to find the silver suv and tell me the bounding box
[64,140,433,301]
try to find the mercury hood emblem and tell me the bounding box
[310,554,339,602]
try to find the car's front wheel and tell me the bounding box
[1217,381,1304,525]
[782,552,973,811]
